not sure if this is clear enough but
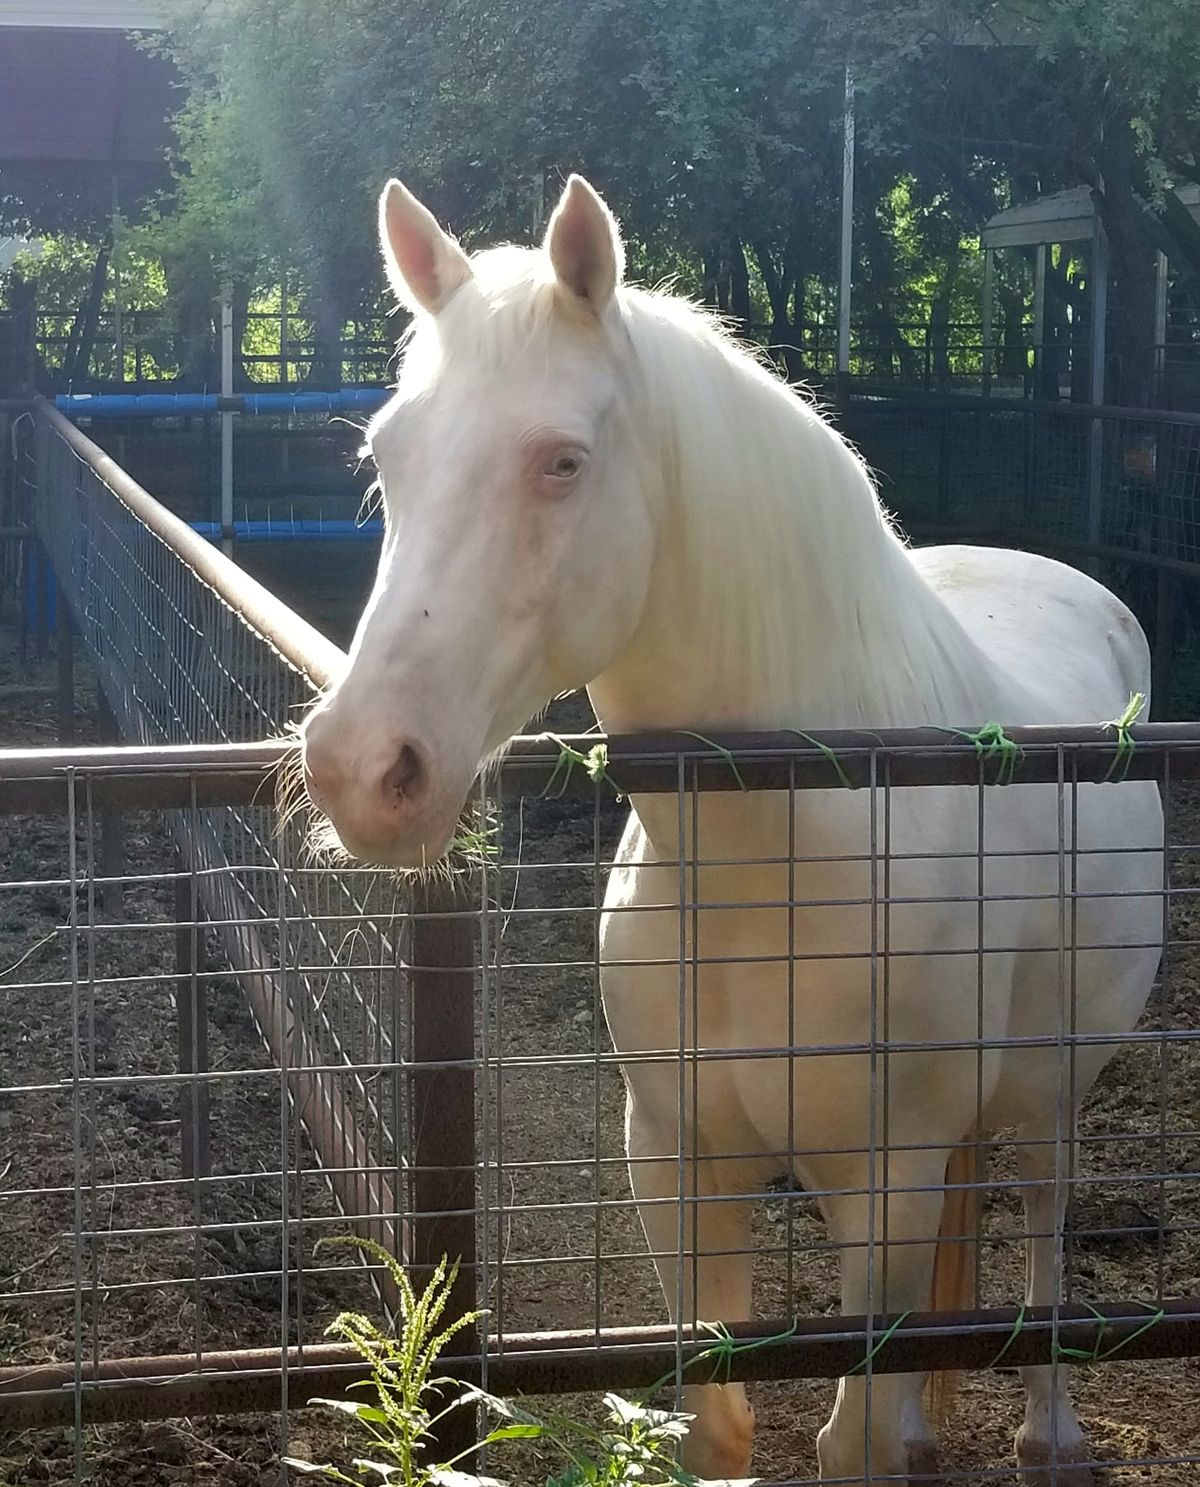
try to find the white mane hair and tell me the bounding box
[377,245,993,730]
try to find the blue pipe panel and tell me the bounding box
[55,388,391,418]
[191,519,383,543]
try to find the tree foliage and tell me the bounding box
[7,0,1200,399]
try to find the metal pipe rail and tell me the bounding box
[38,399,344,689]
[847,384,1200,428]
[2,720,1199,817]
[55,389,389,419]
[1,1301,1198,1428]
[0,740,284,812]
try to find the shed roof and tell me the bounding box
[983,183,1200,249]
[0,2,162,27]
[0,16,173,172]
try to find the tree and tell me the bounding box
[822,0,1200,402]
[11,0,1199,402]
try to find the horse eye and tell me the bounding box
[545,449,587,481]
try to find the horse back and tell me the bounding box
[912,544,1151,720]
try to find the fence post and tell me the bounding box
[409,878,477,1460]
[97,690,125,918]
[56,580,74,743]
[175,853,211,1180]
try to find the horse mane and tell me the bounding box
[612,282,991,727]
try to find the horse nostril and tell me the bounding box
[382,743,424,803]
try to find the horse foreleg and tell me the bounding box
[1014,1122,1093,1486]
[626,1098,756,1480]
[815,1154,947,1485]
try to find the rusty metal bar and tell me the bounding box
[1155,567,1178,707]
[32,538,49,660]
[532,724,1200,791]
[3,722,1200,820]
[0,740,285,813]
[409,879,478,1458]
[1,1300,1197,1429]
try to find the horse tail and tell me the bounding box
[924,1137,985,1423]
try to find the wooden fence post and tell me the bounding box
[409,878,477,1460]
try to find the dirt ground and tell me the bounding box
[2,565,1200,1484]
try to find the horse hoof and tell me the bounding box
[1015,1429,1096,1486]
[906,1441,942,1481]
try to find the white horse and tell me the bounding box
[302,174,1163,1485]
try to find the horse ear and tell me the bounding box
[545,175,624,312]
[379,179,472,315]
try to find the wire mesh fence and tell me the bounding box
[2,726,1200,1482]
[839,393,1200,715]
[840,392,1200,570]
[4,402,1200,1481]
[7,405,455,1390]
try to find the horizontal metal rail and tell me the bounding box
[0,722,1197,818]
[847,385,1200,427]
[0,740,285,812]
[0,1301,1197,1428]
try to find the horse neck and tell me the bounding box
[589,313,997,736]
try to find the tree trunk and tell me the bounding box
[702,248,722,309]
[306,294,346,387]
[930,287,952,389]
[233,283,253,390]
[998,282,1026,380]
[749,237,810,384]
[728,237,751,330]
[1040,252,1074,401]
[161,252,218,388]
[64,243,111,384]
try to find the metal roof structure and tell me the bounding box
[983,183,1200,249]
[979,180,1199,427]
[0,2,162,28]
[0,2,171,171]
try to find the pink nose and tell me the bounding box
[302,718,430,862]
